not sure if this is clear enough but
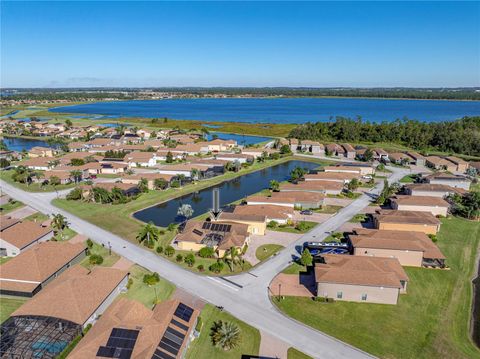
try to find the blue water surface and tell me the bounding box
[50,97,480,123]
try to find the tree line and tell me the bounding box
[288,116,480,156]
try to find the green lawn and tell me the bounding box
[0,170,77,193]
[255,244,284,261]
[313,205,343,214]
[0,199,24,214]
[282,262,307,275]
[81,242,120,268]
[24,212,50,222]
[120,265,175,308]
[400,174,417,183]
[288,348,313,359]
[349,213,367,223]
[0,297,27,323]
[470,182,480,192]
[270,221,317,234]
[0,257,12,265]
[275,217,480,359]
[186,304,261,359]
[53,227,77,241]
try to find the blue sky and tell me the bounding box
[1,1,479,88]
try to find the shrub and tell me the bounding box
[66,187,82,200]
[176,254,183,262]
[156,246,163,254]
[300,248,313,266]
[164,246,175,257]
[185,253,195,267]
[198,246,216,258]
[267,220,279,229]
[195,316,203,332]
[209,261,224,273]
[197,264,205,272]
[126,278,133,289]
[295,221,310,232]
[89,254,103,265]
[86,239,93,248]
[428,234,438,243]
[143,272,160,285]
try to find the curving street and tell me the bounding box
[0,165,408,359]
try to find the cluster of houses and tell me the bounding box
[174,164,374,257]
[0,215,200,359]
[308,172,473,306]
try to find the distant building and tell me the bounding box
[373,210,441,235]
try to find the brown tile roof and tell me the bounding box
[12,266,128,325]
[247,191,325,204]
[0,215,20,231]
[280,180,343,191]
[125,151,156,162]
[406,151,425,160]
[218,212,266,223]
[388,152,410,162]
[425,156,453,166]
[341,143,355,152]
[323,166,363,173]
[374,210,441,225]
[350,229,445,260]
[304,172,361,181]
[315,254,408,289]
[425,173,470,182]
[404,183,466,195]
[18,157,53,167]
[69,298,199,359]
[122,173,175,181]
[446,156,468,165]
[0,241,86,293]
[80,183,139,192]
[232,204,294,220]
[176,220,250,250]
[391,195,449,207]
[0,221,53,249]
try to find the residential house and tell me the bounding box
[0,218,54,257]
[0,241,87,297]
[314,254,408,305]
[175,220,251,256]
[404,183,465,198]
[323,165,374,176]
[423,173,471,190]
[304,172,361,184]
[79,183,140,199]
[349,229,445,268]
[280,180,343,195]
[390,195,449,217]
[341,143,356,159]
[69,298,199,359]
[425,156,457,172]
[217,212,267,235]
[232,204,294,224]
[388,152,411,165]
[125,151,158,168]
[28,146,54,158]
[406,151,426,166]
[215,153,254,164]
[246,191,325,209]
[17,157,55,171]
[373,210,441,235]
[122,173,176,190]
[325,143,345,157]
[445,156,469,173]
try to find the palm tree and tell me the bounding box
[222,246,242,272]
[70,170,82,184]
[200,127,210,140]
[190,169,200,182]
[136,221,160,248]
[52,213,69,239]
[210,320,241,351]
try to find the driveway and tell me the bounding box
[245,230,302,266]
[324,197,353,207]
[293,211,333,223]
[6,205,37,219]
[270,272,316,297]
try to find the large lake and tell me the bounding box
[2,137,52,152]
[50,98,480,124]
[133,160,320,227]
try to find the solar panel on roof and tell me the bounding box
[192,229,203,236]
[170,319,189,331]
[97,328,139,358]
[166,327,185,340]
[202,222,211,230]
[161,336,181,349]
[152,349,175,359]
[159,341,179,355]
[173,303,194,322]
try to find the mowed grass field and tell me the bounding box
[186,304,260,359]
[275,217,480,359]
[0,297,27,323]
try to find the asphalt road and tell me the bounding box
[0,166,407,358]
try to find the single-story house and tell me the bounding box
[215,153,255,164]
[373,210,441,235]
[122,173,176,190]
[314,254,408,305]
[425,156,457,172]
[388,152,411,165]
[349,228,446,268]
[28,146,54,158]
[390,195,449,217]
[232,204,294,224]
[406,151,426,166]
[217,212,267,235]
[17,157,55,171]
[423,173,471,191]
[404,183,465,198]
[175,220,251,257]
[445,156,469,173]
[68,298,199,359]
[323,165,374,176]
[79,183,140,199]
[325,143,345,157]
[10,265,129,328]
[0,219,54,257]
[304,172,361,184]
[99,161,129,174]
[0,241,87,297]
[125,151,157,167]
[246,191,325,209]
[341,143,356,159]
[280,180,343,195]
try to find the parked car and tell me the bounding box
[300,210,313,215]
